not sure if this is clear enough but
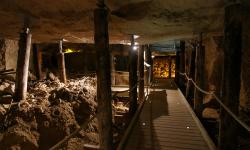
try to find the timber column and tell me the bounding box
[57,40,67,83]
[179,41,186,93]
[145,45,152,84]
[94,2,113,150]
[138,45,144,103]
[219,2,242,150]
[14,28,32,102]
[185,43,196,106]
[129,35,138,115]
[194,33,205,111]
[33,44,42,80]
[168,56,172,78]
[175,47,180,84]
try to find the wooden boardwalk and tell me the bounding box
[122,80,215,150]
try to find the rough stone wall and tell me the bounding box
[203,37,224,97]
[4,39,18,70]
[0,39,6,70]
[0,39,19,71]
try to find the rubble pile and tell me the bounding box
[0,75,99,150]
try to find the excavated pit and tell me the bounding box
[0,74,130,150]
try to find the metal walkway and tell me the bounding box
[122,80,215,150]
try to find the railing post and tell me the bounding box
[129,35,138,115]
[219,2,242,150]
[94,1,113,149]
[14,28,32,102]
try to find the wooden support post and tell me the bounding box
[94,4,113,150]
[129,35,138,115]
[14,28,32,102]
[185,43,196,105]
[138,45,144,103]
[194,33,205,111]
[148,45,153,82]
[179,41,186,93]
[168,56,172,79]
[219,3,242,150]
[33,44,42,80]
[175,49,180,84]
[57,40,67,83]
[145,45,153,85]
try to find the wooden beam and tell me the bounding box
[194,33,205,112]
[57,40,67,83]
[32,44,42,80]
[175,48,180,84]
[219,3,242,150]
[185,43,196,106]
[168,56,172,79]
[138,45,144,103]
[145,45,152,83]
[14,28,32,102]
[179,41,186,93]
[129,35,138,115]
[94,5,113,150]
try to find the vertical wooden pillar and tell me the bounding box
[138,45,144,103]
[33,44,42,80]
[94,4,113,150]
[129,35,138,115]
[57,40,67,83]
[168,56,172,78]
[148,45,153,82]
[175,49,180,84]
[219,3,242,150]
[185,43,196,105]
[14,28,32,102]
[179,41,186,93]
[194,33,205,111]
[145,45,151,85]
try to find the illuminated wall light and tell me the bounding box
[64,48,81,53]
[133,46,138,51]
[134,35,140,39]
[151,55,155,58]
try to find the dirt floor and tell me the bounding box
[0,73,131,150]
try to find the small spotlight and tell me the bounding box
[133,46,138,51]
[144,62,151,67]
[134,35,140,39]
[151,55,155,58]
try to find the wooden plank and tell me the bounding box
[123,80,215,150]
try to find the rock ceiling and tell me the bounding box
[0,0,224,44]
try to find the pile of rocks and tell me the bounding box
[0,76,98,150]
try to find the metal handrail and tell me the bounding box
[179,72,250,132]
